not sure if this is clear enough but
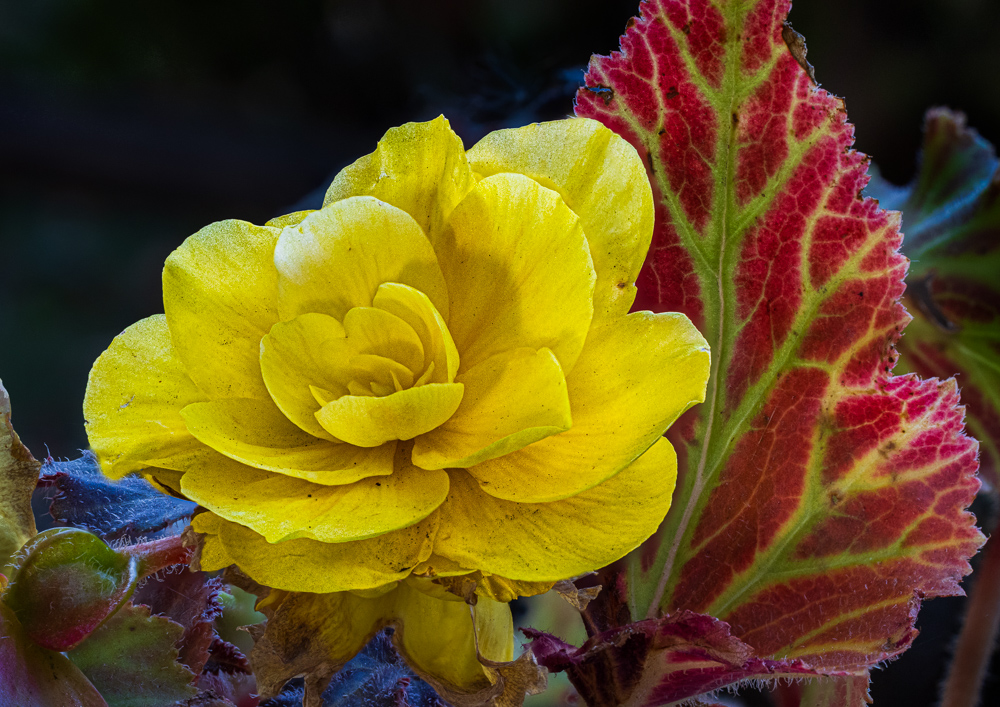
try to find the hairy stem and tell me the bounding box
[941,534,1000,707]
[125,534,193,579]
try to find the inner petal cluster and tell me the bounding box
[263,282,463,448]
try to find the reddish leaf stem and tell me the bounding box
[125,534,193,579]
[941,534,1000,707]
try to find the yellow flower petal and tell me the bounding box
[274,196,449,322]
[411,348,570,470]
[163,220,280,400]
[142,468,184,494]
[438,173,595,373]
[343,306,426,375]
[433,438,677,582]
[467,118,654,321]
[315,383,464,448]
[373,282,460,383]
[246,576,510,695]
[193,512,437,593]
[324,116,475,250]
[465,311,710,502]
[259,313,348,441]
[180,398,395,485]
[412,553,472,578]
[84,315,211,479]
[180,448,449,543]
[394,579,512,690]
[191,514,237,572]
[432,572,554,603]
[265,210,315,228]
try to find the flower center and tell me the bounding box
[310,282,458,404]
[285,282,464,448]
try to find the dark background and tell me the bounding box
[1,1,998,705]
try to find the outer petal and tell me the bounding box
[259,313,347,441]
[439,173,595,373]
[275,196,449,322]
[394,579,513,691]
[465,311,710,502]
[412,348,571,470]
[180,398,395,485]
[467,118,654,320]
[192,513,237,572]
[315,383,464,448]
[180,448,449,544]
[434,438,677,581]
[265,210,315,228]
[84,315,211,479]
[192,513,437,593]
[163,219,281,400]
[142,468,184,495]
[243,578,508,698]
[324,116,476,250]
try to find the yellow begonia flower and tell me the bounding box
[84,116,710,597]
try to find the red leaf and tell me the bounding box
[526,611,823,707]
[573,0,984,695]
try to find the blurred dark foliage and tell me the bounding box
[1,1,998,706]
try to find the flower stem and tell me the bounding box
[941,534,1000,707]
[124,534,193,579]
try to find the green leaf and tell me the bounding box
[67,602,198,707]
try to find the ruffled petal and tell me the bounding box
[259,313,348,441]
[180,447,449,543]
[467,118,654,321]
[191,512,437,593]
[84,315,211,479]
[438,173,595,373]
[163,219,280,400]
[464,311,709,502]
[315,383,464,448]
[411,348,570,470]
[275,196,449,322]
[180,398,395,485]
[433,438,677,581]
[324,116,476,250]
